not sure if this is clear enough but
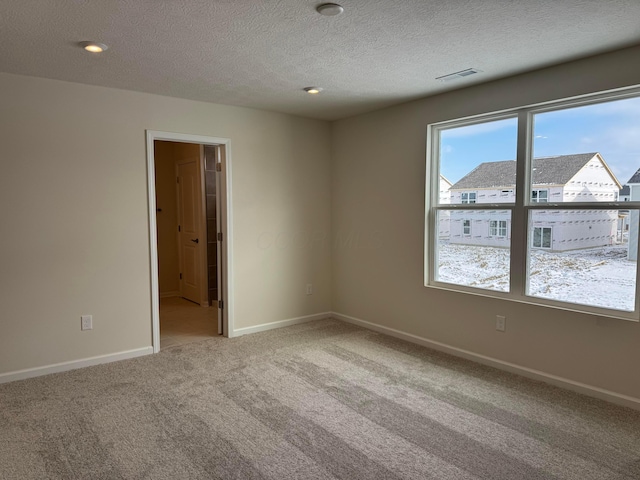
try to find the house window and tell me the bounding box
[461,192,476,204]
[427,89,640,320]
[531,189,548,203]
[532,227,552,248]
[490,220,508,237]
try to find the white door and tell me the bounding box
[177,160,202,303]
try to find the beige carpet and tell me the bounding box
[1,319,639,479]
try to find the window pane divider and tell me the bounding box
[525,203,632,210]
[509,110,531,298]
[434,205,514,211]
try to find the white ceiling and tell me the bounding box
[1,0,639,120]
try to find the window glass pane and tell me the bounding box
[436,210,511,292]
[532,97,640,204]
[532,190,548,203]
[438,118,518,205]
[527,209,637,311]
[532,228,541,248]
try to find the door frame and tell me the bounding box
[146,130,234,353]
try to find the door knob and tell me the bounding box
[191,238,199,243]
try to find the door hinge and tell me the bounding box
[217,232,222,242]
[218,300,223,309]
[179,273,182,280]
[216,163,222,172]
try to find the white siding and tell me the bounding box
[448,155,621,251]
[530,210,617,251]
[562,158,619,202]
[449,210,511,248]
[450,188,515,204]
[438,176,452,238]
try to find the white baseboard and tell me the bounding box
[160,291,180,298]
[232,312,332,337]
[332,312,640,411]
[0,347,154,385]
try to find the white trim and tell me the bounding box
[220,143,235,338]
[332,312,640,411]
[197,145,209,307]
[159,291,180,298]
[232,312,332,336]
[146,130,234,352]
[0,347,153,385]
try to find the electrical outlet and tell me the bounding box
[306,284,313,295]
[496,315,506,332]
[81,315,93,331]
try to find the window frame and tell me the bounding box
[461,192,477,204]
[463,219,472,235]
[531,189,548,203]
[425,87,640,322]
[498,220,507,237]
[489,220,497,237]
[532,226,552,249]
[489,220,508,237]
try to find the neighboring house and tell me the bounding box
[438,175,452,238]
[447,153,621,251]
[626,169,640,260]
[617,185,631,243]
[619,185,631,202]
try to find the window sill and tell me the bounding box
[424,282,639,323]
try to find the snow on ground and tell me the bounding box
[437,242,636,311]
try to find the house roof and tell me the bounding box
[627,169,640,184]
[450,153,599,189]
[440,174,453,188]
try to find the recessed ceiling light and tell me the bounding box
[316,3,344,16]
[303,87,323,94]
[79,41,109,53]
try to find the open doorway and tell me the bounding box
[146,131,233,353]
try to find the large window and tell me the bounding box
[427,89,640,320]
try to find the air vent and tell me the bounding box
[436,68,482,83]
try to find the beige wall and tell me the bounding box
[0,72,332,374]
[331,45,640,400]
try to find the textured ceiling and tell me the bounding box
[1,0,639,120]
